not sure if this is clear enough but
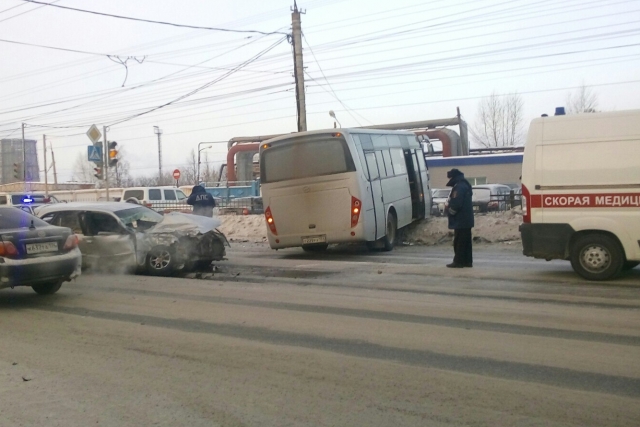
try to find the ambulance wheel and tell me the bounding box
[570,234,624,281]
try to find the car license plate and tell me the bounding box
[473,206,480,212]
[302,235,326,245]
[26,242,58,254]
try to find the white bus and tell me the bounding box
[259,129,431,251]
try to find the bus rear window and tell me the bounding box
[262,137,356,183]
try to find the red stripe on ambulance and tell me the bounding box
[530,193,640,208]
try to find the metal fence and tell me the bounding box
[144,197,264,216]
[431,191,521,216]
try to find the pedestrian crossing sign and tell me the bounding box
[88,145,103,162]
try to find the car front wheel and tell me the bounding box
[32,281,62,295]
[147,245,175,276]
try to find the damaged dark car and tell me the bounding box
[37,202,227,276]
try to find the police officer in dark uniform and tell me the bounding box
[445,169,474,268]
[187,185,216,217]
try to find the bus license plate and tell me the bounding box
[26,242,58,254]
[302,235,326,245]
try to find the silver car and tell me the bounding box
[38,202,227,276]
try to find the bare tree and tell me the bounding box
[72,153,98,184]
[200,152,220,185]
[566,83,598,114]
[471,92,524,147]
[180,149,198,185]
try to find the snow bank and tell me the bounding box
[217,210,523,245]
[402,209,523,246]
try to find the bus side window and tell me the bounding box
[371,135,388,150]
[358,134,373,150]
[382,150,394,177]
[365,152,380,181]
[375,151,387,178]
[390,149,406,175]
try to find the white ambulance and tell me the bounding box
[520,109,640,281]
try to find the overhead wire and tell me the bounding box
[108,36,288,126]
[0,0,59,24]
[301,31,369,126]
[20,0,289,36]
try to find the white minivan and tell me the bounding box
[121,187,189,211]
[520,109,640,281]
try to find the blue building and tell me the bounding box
[426,153,523,189]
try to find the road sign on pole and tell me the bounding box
[88,145,103,162]
[86,124,102,143]
[173,169,181,180]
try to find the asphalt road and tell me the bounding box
[1,243,639,426]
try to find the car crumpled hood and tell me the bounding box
[145,212,222,237]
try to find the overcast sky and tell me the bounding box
[1,0,639,182]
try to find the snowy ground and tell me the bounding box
[217,210,523,246]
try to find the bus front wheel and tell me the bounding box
[382,212,397,252]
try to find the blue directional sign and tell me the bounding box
[88,145,103,162]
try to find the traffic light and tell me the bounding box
[94,166,103,180]
[13,163,19,179]
[108,141,118,168]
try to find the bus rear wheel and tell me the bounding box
[382,212,397,252]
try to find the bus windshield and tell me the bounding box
[262,135,356,183]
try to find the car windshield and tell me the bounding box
[115,206,163,231]
[0,207,49,229]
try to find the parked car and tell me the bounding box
[472,184,513,212]
[430,188,451,216]
[501,183,522,206]
[120,187,190,212]
[37,202,227,276]
[0,207,81,294]
[0,192,60,207]
[15,203,48,216]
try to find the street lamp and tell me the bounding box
[197,142,213,184]
[329,110,341,128]
[153,126,162,185]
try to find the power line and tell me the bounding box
[0,0,59,24]
[108,36,288,126]
[0,36,140,57]
[20,0,289,36]
[302,32,368,126]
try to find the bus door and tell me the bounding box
[409,150,427,219]
[404,149,423,219]
[365,152,385,239]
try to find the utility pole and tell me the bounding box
[291,1,307,132]
[43,134,48,197]
[154,126,163,185]
[103,126,110,200]
[50,143,58,191]
[21,123,26,182]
